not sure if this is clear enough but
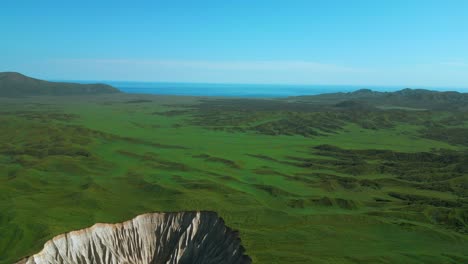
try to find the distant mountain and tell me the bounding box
[296,88,468,110]
[0,72,120,96]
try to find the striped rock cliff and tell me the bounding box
[17,211,251,264]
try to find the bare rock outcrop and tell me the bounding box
[17,211,251,264]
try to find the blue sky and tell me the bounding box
[1,0,468,87]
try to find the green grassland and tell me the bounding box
[0,94,467,263]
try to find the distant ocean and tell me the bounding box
[71,81,467,98]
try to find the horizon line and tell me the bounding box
[49,78,468,91]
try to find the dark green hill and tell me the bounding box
[334,100,376,111]
[0,72,120,96]
[296,88,468,110]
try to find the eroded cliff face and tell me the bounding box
[17,211,251,264]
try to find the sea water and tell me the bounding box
[103,82,403,97]
[71,81,465,97]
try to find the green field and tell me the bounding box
[0,93,467,263]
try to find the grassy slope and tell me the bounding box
[0,94,467,263]
[0,72,120,96]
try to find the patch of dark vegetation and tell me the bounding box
[387,192,462,208]
[178,182,220,192]
[311,145,468,185]
[334,198,359,210]
[80,180,106,192]
[0,123,97,163]
[61,191,100,209]
[288,197,359,210]
[251,117,325,136]
[285,154,371,176]
[394,221,418,227]
[193,154,240,169]
[117,150,193,172]
[377,204,468,234]
[176,92,468,147]
[119,136,188,149]
[425,207,468,233]
[374,197,392,202]
[441,254,468,263]
[124,99,152,103]
[186,97,453,136]
[8,115,188,151]
[1,143,91,159]
[60,125,189,150]
[3,111,79,122]
[153,109,192,116]
[125,172,182,196]
[421,127,468,146]
[281,174,317,185]
[195,98,320,112]
[147,159,190,171]
[11,181,40,192]
[312,173,381,191]
[252,168,290,177]
[245,154,280,162]
[116,150,155,159]
[306,145,468,200]
[277,143,468,233]
[0,112,190,179]
[171,175,243,195]
[310,197,335,207]
[253,184,298,197]
[334,100,376,111]
[437,112,468,126]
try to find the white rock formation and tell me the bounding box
[17,211,251,264]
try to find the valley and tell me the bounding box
[0,90,467,263]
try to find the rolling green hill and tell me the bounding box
[0,72,120,96]
[294,88,468,110]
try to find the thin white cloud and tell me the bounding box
[439,61,468,67]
